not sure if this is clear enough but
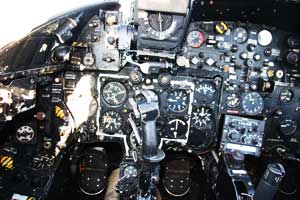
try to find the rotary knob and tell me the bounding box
[227,130,241,142]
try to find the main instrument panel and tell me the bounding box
[1,1,300,199]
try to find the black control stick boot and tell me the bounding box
[253,163,285,200]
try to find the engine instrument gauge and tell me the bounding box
[196,82,216,101]
[226,93,241,108]
[233,27,248,43]
[279,89,293,104]
[191,107,213,129]
[279,118,297,136]
[242,92,264,115]
[166,118,188,138]
[101,110,123,133]
[102,82,127,106]
[187,30,205,48]
[167,90,189,112]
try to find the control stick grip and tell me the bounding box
[253,163,285,200]
[142,121,158,160]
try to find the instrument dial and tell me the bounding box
[233,27,248,43]
[16,125,35,143]
[102,82,127,106]
[149,12,173,32]
[242,92,264,115]
[166,118,188,138]
[226,93,241,108]
[187,30,205,48]
[101,111,123,133]
[279,118,297,136]
[144,12,179,41]
[279,89,293,104]
[196,82,216,101]
[191,107,213,129]
[167,90,189,112]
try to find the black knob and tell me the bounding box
[240,52,248,60]
[247,44,256,52]
[51,46,71,64]
[286,51,299,66]
[231,45,239,53]
[288,35,300,48]
[264,48,272,57]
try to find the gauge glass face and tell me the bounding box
[102,82,127,106]
[279,118,297,136]
[196,82,216,101]
[101,110,123,133]
[233,27,248,43]
[242,92,264,115]
[226,93,241,108]
[145,12,175,40]
[191,107,213,129]
[124,166,138,178]
[167,90,189,112]
[166,118,188,138]
[279,89,293,104]
[187,30,205,48]
[16,126,35,143]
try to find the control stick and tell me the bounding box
[126,90,165,199]
[253,163,285,200]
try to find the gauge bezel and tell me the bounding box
[101,81,128,107]
[187,30,205,48]
[279,89,294,104]
[242,92,264,115]
[191,106,214,130]
[100,110,123,133]
[195,82,217,102]
[166,90,190,113]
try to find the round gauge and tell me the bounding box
[279,89,293,104]
[196,82,216,101]
[123,166,138,178]
[242,92,264,115]
[233,27,248,43]
[16,125,35,143]
[101,111,123,133]
[279,118,297,136]
[166,118,188,138]
[191,107,213,129]
[102,82,127,106]
[226,93,241,108]
[167,90,189,112]
[187,30,205,48]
